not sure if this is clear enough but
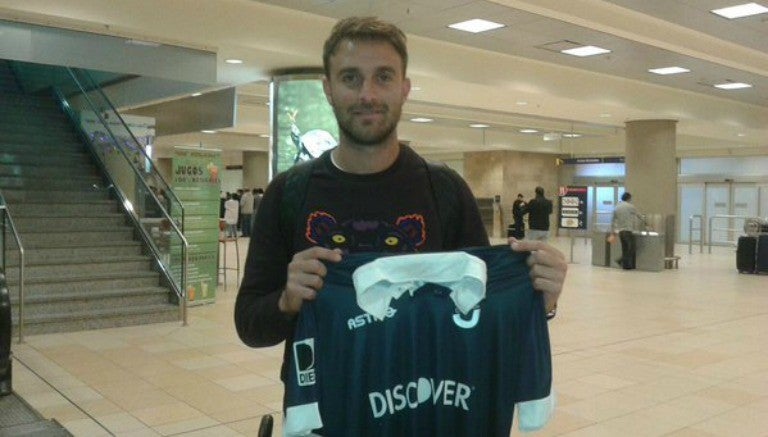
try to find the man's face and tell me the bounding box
[323,39,410,147]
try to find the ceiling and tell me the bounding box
[1,0,767,158]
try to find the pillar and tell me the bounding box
[242,151,269,190]
[625,119,677,255]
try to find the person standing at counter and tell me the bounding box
[611,192,638,270]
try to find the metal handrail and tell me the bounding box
[707,214,749,254]
[0,205,25,343]
[72,69,185,222]
[57,69,189,325]
[688,214,703,254]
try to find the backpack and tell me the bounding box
[280,156,462,253]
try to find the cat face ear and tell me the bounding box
[395,214,426,248]
[305,211,337,244]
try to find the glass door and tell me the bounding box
[733,184,758,238]
[705,183,730,244]
[592,185,624,233]
[679,183,704,243]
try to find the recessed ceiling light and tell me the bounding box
[225,58,243,64]
[520,129,539,133]
[191,92,202,97]
[737,133,746,137]
[714,82,752,90]
[411,86,422,91]
[711,3,768,19]
[448,19,505,34]
[125,39,160,47]
[561,45,611,57]
[648,66,690,75]
[516,101,528,106]
[201,130,216,134]
[469,123,490,128]
[410,117,434,123]
[599,113,612,118]
[563,133,582,138]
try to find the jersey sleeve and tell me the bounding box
[514,293,554,431]
[283,303,323,436]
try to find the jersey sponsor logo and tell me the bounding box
[452,308,480,329]
[348,307,397,330]
[293,338,316,386]
[368,377,472,419]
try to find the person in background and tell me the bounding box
[235,15,567,413]
[510,193,527,239]
[611,192,638,270]
[223,193,239,238]
[525,186,553,241]
[220,191,227,219]
[250,188,264,233]
[240,188,254,237]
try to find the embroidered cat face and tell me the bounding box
[305,211,425,253]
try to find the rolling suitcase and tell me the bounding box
[736,236,757,273]
[757,235,768,273]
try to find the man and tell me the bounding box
[510,193,526,239]
[612,192,638,270]
[240,188,254,237]
[525,186,553,241]
[235,16,566,412]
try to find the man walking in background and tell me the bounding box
[526,186,553,241]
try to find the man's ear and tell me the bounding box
[402,76,411,100]
[322,76,333,105]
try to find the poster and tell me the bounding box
[171,146,222,305]
[272,75,339,175]
[558,186,588,230]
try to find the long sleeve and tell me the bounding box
[234,173,296,347]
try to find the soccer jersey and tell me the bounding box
[284,245,553,436]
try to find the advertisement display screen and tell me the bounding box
[271,74,339,176]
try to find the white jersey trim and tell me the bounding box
[516,388,556,432]
[352,252,487,320]
[284,402,323,436]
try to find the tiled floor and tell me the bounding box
[9,237,768,436]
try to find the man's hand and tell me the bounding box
[278,247,343,315]
[509,238,567,313]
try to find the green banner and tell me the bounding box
[173,147,222,305]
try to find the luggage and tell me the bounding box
[736,236,757,273]
[757,235,768,273]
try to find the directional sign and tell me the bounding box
[558,186,588,229]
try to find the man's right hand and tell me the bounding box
[278,246,343,315]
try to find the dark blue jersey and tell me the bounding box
[284,245,552,436]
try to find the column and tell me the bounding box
[625,119,677,255]
[242,151,269,189]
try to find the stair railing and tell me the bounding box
[0,201,25,343]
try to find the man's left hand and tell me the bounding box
[509,238,567,314]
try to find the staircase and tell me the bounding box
[0,60,178,335]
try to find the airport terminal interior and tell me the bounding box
[1,1,768,436]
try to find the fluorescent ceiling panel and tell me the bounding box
[561,45,611,57]
[648,66,690,75]
[711,3,768,19]
[714,82,752,89]
[448,19,505,33]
